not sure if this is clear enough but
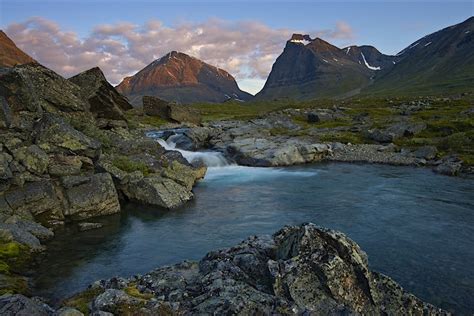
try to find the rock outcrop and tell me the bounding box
[69,67,133,120]
[143,95,201,124]
[56,224,447,315]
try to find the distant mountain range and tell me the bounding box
[116,51,252,105]
[257,16,474,100]
[1,17,472,103]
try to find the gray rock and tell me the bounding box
[48,155,83,176]
[79,224,447,315]
[55,306,84,316]
[0,152,13,180]
[62,173,120,221]
[413,146,438,160]
[434,158,462,176]
[4,180,64,226]
[0,294,52,316]
[78,222,103,232]
[92,289,141,314]
[0,217,53,250]
[122,175,193,209]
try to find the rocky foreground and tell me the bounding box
[0,224,449,315]
[0,63,205,295]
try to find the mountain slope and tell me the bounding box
[255,34,395,100]
[364,16,474,96]
[116,51,252,105]
[0,30,36,67]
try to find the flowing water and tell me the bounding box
[33,131,474,314]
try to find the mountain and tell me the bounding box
[255,34,395,100]
[116,51,253,105]
[0,30,36,67]
[364,16,474,96]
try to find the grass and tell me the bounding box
[319,131,365,144]
[125,108,168,129]
[112,156,152,176]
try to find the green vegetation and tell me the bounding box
[124,283,154,300]
[319,131,365,144]
[0,241,31,295]
[63,287,105,315]
[112,156,152,176]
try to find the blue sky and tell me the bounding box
[1,1,472,93]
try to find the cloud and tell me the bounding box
[5,17,355,91]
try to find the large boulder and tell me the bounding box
[4,180,64,226]
[69,67,132,120]
[33,113,101,159]
[61,173,120,221]
[121,174,193,209]
[142,96,201,124]
[227,137,331,167]
[73,224,447,315]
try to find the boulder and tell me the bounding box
[121,175,193,209]
[4,180,64,226]
[69,67,132,120]
[33,113,101,159]
[0,152,13,180]
[79,224,447,315]
[366,122,427,143]
[0,217,53,250]
[61,173,120,221]
[413,146,438,160]
[434,157,462,176]
[142,96,201,124]
[55,307,84,316]
[78,222,103,232]
[0,294,52,316]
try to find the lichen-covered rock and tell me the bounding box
[47,155,83,176]
[13,145,49,175]
[76,224,447,315]
[121,175,193,209]
[61,173,120,221]
[33,113,101,159]
[69,67,132,120]
[0,64,89,130]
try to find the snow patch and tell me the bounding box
[322,59,329,63]
[360,52,381,71]
[392,61,396,65]
[409,42,420,49]
[333,58,338,62]
[345,47,351,54]
[466,30,471,34]
[290,39,311,45]
[424,42,432,47]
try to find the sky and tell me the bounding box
[0,1,472,94]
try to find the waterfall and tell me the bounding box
[149,131,229,167]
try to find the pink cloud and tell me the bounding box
[6,17,355,86]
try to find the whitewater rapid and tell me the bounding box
[148,130,318,181]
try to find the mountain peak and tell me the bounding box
[116,52,252,105]
[288,33,313,45]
